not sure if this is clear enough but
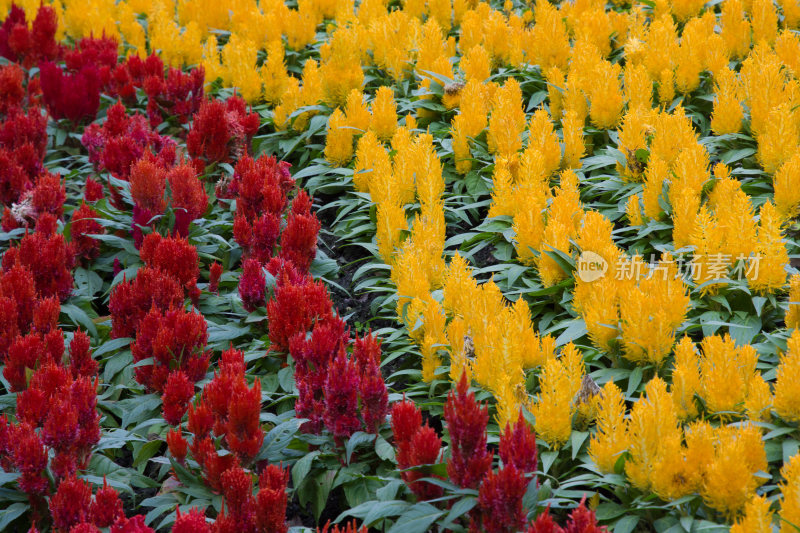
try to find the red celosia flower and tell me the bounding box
[360,358,389,433]
[131,307,209,392]
[187,401,215,441]
[4,332,47,392]
[84,178,104,202]
[239,258,266,312]
[109,514,155,533]
[108,266,184,339]
[162,371,195,426]
[139,232,199,290]
[107,53,164,105]
[352,332,381,372]
[167,163,207,237]
[9,227,75,301]
[390,398,423,445]
[172,508,210,533]
[208,262,222,293]
[82,102,175,179]
[500,410,538,475]
[9,423,48,495]
[129,156,167,245]
[279,191,320,273]
[267,273,334,352]
[186,96,260,169]
[0,63,24,112]
[0,148,31,206]
[317,521,368,533]
[39,62,102,124]
[225,379,264,464]
[0,4,59,67]
[143,65,205,127]
[256,464,289,533]
[166,428,188,463]
[444,373,492,489]
[217,467,257,531]
[324,353,361,442]
[71,202,104,262]
[32,296,60,333]
[16,386,48,427]
[201,445,240,495]
[42,396,79,450]
[403,425,444,501]
[228,155,294,219]
[0,106,48,161]
[64,36,118,80]
[50,476,93,530]
[68,523,101,533]
[69,330,98,379]
[30,172,66,220]
[290,317,349,434]
[234,212,281,265]
[472,465,527,533]
[526,499,608,533]
[202,347,245,433]
[90,478,124,527]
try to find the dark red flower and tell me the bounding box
[108,266,184,339]
[84,178,104,202]
[239,258,266,312]
[500,410,538,475]
[360,358,388,433]
[208,262,222,293]
[472,465,527,533]
[90,478,124,527]
[10,227,75,300]
[131,307,209,392]
[162,371,195,426]
[279,191,320,273]
[50,476,93,530]
[445,373,492,489]
[390,398,423,445]
[267,273,333,353]
[39,62,102,124]
[324,353,361,442]
[139,232,199,290]
[110,514,155,533]
[166,428,188,463]
[71,203,104,261]
[225,379,264,464]
[0,63,24,112]
[256,464,289,533]
[168,163,207,237]
[172,508,210,533]
[186,96,259,168]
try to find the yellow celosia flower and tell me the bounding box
[624,63,653,112]
[752,0,779,46]
[657,69,675,105]
[620,260,689,365]
[749,201,789,293]
[261,41,290,105]
[720,0,752,59]
[625,195,644,225]
[527,110,562,176]
[781,453,800,532]
[642,156,668,221]
[343,90,371,132]
[625,377,681,492]
[616,110,651,180]
[776,31,800,77]
[744,373,772,422]
[511,185,548,265]
[731,496,774,533]
[324,109,354,167]
[320,25,365,106]
[524,1,570,71]
[420,298,447,382]
[670,336,700,420]
[370,87,398,142]
[488,79,525,158]
[531,343,584,448]
[701,424,767,518]
[588,381,629,473]
[460,45,491,82]
[757,103,799,175]
[285,8,318,50]
[698,334,758,417]
[787,274,800,329]
[741,43,787,136]
[562,111,586,169]
[774,329,800,421]
[711,69,743,136]
[221,34,262,103]
[643,15,678,79]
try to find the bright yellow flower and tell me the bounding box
[588,381,629,473]
[787,274,800,329]
[780,453,800,533]
[531,343,584,448]
[749,201,789,293]
[698,334,758,417]
[711,68,743,135]
[370,87,398,142]
[487,79,525,158]
[324,109,354,167]
[731,496,774,533]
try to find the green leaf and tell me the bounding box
[375,435,396,462]
[346,432,375,464]
[386,502,446,533]
[0,503,27,530]
[614,515,641,533]
[292,450,320,489]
